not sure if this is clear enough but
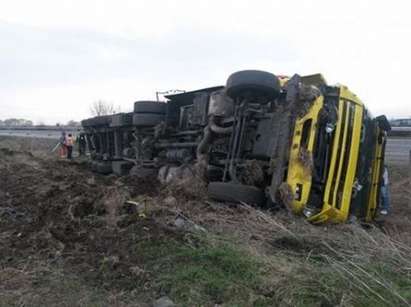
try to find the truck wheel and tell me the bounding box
[92,115,112,126]
[134,101,166,114]
[81,118,93,127]
[91,161,98,171]
[132,113,165,126]
[226,70,281,101]
[208,182,266,206]
[110,112,133,127]
[96,161,112,174]
[85,118,96,127]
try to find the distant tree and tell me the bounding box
[4,118,18,126]
[36,121,46,126]
[0,120,3,126]
[3,118,33,126]
[67,120,80,127]
[90,100,117,116]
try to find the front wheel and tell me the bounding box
[225,70,281,101]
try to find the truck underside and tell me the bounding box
[81,70,390,224]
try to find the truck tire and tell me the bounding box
[132,113,165,126]
[81,118,93,127]
[85,118,96,127]
[91,161,98,171]
[96,161,112,174]
[134,101,166,114]
[92,115,112,126]
[226,70,281,101]
[110,112,133,127]
[208,182,266,206]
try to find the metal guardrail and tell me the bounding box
[388,126,411,137]
[0,126,80,131]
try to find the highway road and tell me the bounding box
[386,137,411,165]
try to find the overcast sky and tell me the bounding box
[1,0,410,124]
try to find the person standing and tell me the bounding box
[66,133,75,159]
[77,133,87,156]
[58,131,67,158]
[380,165,391,215]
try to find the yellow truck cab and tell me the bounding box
[286,76,390,223]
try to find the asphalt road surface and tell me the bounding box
[386,137,411,165]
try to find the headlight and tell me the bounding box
[303,207,315,218]
[325,123,335,133]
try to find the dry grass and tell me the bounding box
[232,206,411,306]
[146,192,411,305]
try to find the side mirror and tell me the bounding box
[376,115,391,132]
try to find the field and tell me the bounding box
[0,136,410,306]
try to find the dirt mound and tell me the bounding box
[0,146,180,303]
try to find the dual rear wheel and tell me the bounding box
[133,100,166,127]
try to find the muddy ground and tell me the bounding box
[0,136,410,306]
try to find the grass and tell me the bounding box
[2,213,409,307]
[134,211,411,307]
[267,222,411,307]
[4,227,408,307]
[138,236,265,306]
[273,255,411,307]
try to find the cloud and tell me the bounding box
[0,0,410,123]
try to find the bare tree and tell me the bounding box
[67,120,80,127]
[90,100,117,116]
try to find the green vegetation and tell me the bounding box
[136,222,411,307]
[138,237,264,305]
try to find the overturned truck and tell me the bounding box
[81,70,390,223]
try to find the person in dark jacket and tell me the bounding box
[77,133,87,156]
[380,165,390,215]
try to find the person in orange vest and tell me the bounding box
[58,131,67,158]
[66,133,75,159]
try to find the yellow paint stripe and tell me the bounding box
[323,99,344,204]
[339,104,363,220]
[331,101,350,210]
